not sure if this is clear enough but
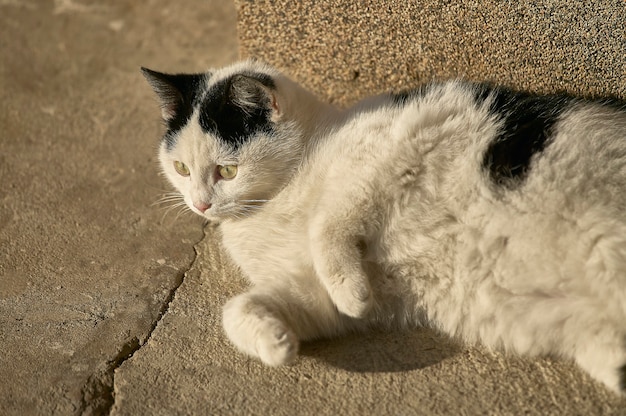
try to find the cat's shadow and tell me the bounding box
[300,326,461,373]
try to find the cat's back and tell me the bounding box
[348,81,626,204]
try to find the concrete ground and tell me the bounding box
[1,1,625,415]
[1,0,232,414]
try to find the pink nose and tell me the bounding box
[193,201,212,213]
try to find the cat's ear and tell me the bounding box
[141,67,206,121]
[228,74,281,120]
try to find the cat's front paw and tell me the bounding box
[329,274,373,318]
[222,295,300,366]
[256,322,299,366]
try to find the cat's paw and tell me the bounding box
[329,274,373,318]
[574,336,626,395]
[222,296,300,366]
[256,321,299,366]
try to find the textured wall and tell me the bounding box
[236,0,625,106]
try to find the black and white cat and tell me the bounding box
[142,60,626,394]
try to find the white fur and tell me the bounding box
[158,61,626,394]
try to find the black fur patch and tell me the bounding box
[595,96,626,111]
[479,85,573,187]
[391,90,413,106]
[620,363,626,392]
[141,68,207,150]
[199,72,276,151]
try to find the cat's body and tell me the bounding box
[143,60,626,394]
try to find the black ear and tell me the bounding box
[228,74,280,117]
[141,67,207,121]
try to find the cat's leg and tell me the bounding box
[504,298,626,394]
[569,222,626,394]
[570,318,626,394]
[222,286,345,366]
[309,202,373,319]
[222,291,297,366]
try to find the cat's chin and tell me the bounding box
[195,210,235,223]
[195,211,219,221]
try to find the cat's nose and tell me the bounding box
[193,201,212,213]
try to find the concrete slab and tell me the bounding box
[0,0,236,414]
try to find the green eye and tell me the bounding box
[218,165,238,180]
[173,161,190,177]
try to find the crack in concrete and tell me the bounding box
[79,337,142,415]
[78,229,206,416]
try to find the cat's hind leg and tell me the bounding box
[571,219,626,394]
[571,318,626,395]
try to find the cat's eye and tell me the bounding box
[218,165,238,180]
[173,161,190,177]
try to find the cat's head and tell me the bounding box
[142,60,314,222]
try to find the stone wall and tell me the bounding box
[236,0,625,106]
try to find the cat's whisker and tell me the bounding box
[155,192,184,199]
[232,200,270,217]
[152,198,184,207]
[228,203,266,220]
[173,205,193,223]
[152,192,185,208]
[158,194,185,200]
[158,201,187,213]
[159,201,189,223]
[219,202,258,220]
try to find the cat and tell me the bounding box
[142,60,626,394]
